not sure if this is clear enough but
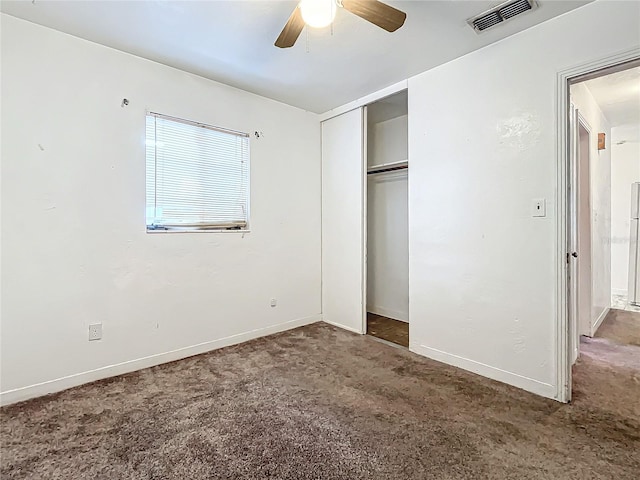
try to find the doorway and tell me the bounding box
[563,57,640,401]
[364,91,409,348]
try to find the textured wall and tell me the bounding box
[408,1,640,398]
[1,15,321,404]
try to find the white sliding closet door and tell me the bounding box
[321,108,366,333]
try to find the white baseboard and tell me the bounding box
[366,305,408,323]
[591,307,610,337]
[410,343,556,400]
[0,314,321,406]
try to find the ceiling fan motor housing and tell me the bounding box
[275,0,407,48]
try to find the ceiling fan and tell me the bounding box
[275,0,407,48]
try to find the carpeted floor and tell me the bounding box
[1,319,639,479]
[593,308,640,346]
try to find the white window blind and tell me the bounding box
[145,113,249,230]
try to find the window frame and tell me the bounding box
[145,111,251,234]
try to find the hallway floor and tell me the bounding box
[578,308,640,371]
[571,309,640,461]
[594,308,640,346]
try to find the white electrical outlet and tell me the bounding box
[270,298,277,307]
[88,323,102,341]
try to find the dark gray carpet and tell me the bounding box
[2,321,639,479]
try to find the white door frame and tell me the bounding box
[361,106,369,335]
[555,48,640,403]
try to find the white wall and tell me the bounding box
[367,171,409,322]
[0,15,321,405]
[407,1,639,399]
[570,82,612,334]
[611,136,640,295]
[366,114,409,322]
[368,115,408,167]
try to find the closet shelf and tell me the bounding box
[367,160,408,175]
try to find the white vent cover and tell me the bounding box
[468,0,539,33]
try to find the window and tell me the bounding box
[145,112,249,231]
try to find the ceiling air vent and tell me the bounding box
[468,0,539,33]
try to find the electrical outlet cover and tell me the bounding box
[88,323,102,341]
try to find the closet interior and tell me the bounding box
[365,91,409,348]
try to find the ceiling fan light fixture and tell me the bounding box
[299,0,337,29]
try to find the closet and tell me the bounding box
[365,91,409,347]
[320,89,408,346]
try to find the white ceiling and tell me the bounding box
[582,65,640,144]
[1,0,590,113]
[583,66,640,128]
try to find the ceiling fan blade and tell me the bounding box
[275,6,305,48]
[341,0,406,32]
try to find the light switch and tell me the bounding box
[532,198,546,217]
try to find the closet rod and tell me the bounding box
[367,163,408,175]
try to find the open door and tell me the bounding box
[567,103,580,397]
[321,108,366,333]
[576,119,593,338]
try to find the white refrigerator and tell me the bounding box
[629,182,640,306]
